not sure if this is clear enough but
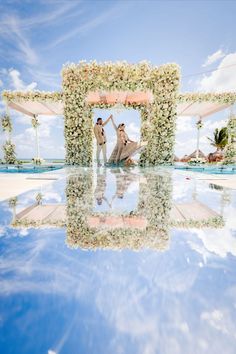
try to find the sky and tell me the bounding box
[0,0,236,159]
[0,171,236,353]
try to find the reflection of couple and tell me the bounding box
[94,169,110,206]
[94,115,143,167]
[94,168,137,206]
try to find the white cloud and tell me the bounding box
[0,227,5,237]
[201,310,226,332]
[0,78,3,87]
[199,53,236,92]
[200,309,236,336]
[126,122,140,141]
[179,322,189,333]
[42,192,62,203]
[27,68,60,89]
[175,116,197,157]
[204,118,227,131]
[19,229,29,237]
[202,49,226,67]
[176,116,194,134]
[193,228,236,258]
[8,69,37,91]
[187,241,211,264]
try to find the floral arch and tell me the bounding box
[62,61,180,165]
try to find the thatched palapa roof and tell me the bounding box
[187,150,206,159]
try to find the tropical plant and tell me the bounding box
[207,127,228,151]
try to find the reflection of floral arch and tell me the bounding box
[62,61,180,166]
[66,170,172,250]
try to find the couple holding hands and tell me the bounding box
[94,114,144,166]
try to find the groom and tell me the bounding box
[94,115,112,166]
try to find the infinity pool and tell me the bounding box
[0,164,64,173]
[175,165,236,175]
[0,167,235,354]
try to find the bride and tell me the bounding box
[108,116,145,165]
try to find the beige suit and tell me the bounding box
[94,123,107,164]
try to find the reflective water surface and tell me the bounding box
[0,167,236,354]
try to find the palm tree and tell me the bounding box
[207,127,228,151]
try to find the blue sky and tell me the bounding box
[0,0,236,159]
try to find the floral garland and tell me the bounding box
[1,112,17,163]
[35,192,43,205]
[62,61,180,166]
[196,119,203,130]
[1,114,12,133]
[2,91,63,102]
[2,91,235,106]
[12,219,66,228]
[3,140,17,164]
[178,92,236,105]
[8,196,18,207]
[31,116,40,128]
[170,216,224,228]
[224,114,236,164]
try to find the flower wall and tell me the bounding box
[62,61,180,166]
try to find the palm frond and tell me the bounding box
[208,126,228,149]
